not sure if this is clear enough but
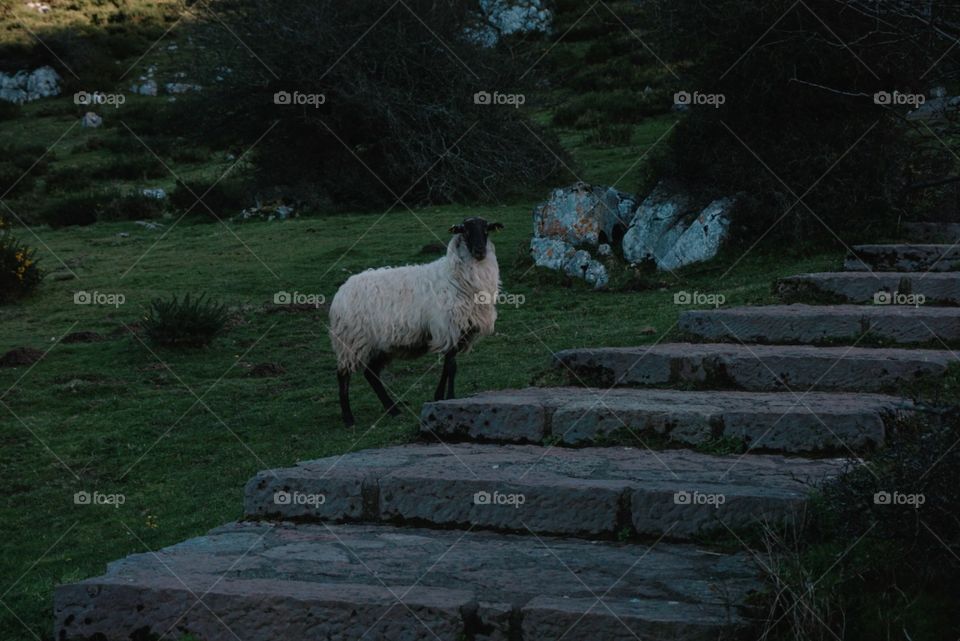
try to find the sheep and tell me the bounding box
[329,216,504,427]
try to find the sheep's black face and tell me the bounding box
[449,217,503,260]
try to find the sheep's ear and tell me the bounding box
[488,222,504,232]
[449,224,465,234]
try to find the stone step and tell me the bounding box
[845,244,960,272]
[680,304,960,345]
[553,343,957,393]
[419,388,909,453]
[55,521,761,641]
[777,272,960,305]
[244,443,844,539]
[902,222,960,243]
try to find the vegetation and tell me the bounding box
[647,0,960,247]
[143,293,228,348]
[0,219,43,303]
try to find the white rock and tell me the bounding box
[597,243,612,257]
[134,220,163,231]
[530,236,575,271]
[137,80,158,96]
[621,184,692,264]
[563,249,608,289]
[164,82,201,95]
[657,198,733,271]
[533,182,636,247]
[141,188,166,200]
[81,112,102,128]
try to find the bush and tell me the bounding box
[169,179,248,221]
[98,193,166,221]
[43,193,105,228]
[647,0,960,246]
[760,411,960,641]
[180,0,568,210]
[0,222,43,304]
[143,294,228,348]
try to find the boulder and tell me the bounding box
[658,197,734,271]
[563,249,608,289]
[141,188,166,200]
[533,182,636,247]
[26,66,61,99]
[466,0,552,47]
[530,236,574,271]
[81,112,102,128]
[0,67,60,103]
[622,183,735,271]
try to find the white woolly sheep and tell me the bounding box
[329,217,504,426]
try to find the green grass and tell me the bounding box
[0,200,844,638]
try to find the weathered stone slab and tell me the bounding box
[55,521,761,641]
[901,222,960,243]
[845,244,960,272]
[680,304,960,345]
[245,443,844,538]
[420,387,909,452]
[778,272,960,305]
[554,343,958,393]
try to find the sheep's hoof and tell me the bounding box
[342,417,356,428]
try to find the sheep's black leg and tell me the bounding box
[434,348,457,401]
[338,370,355,427]
[445,349,458,399]
[364,355,400,417]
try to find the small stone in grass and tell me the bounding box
[640,326,657,336]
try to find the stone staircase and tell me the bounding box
[54,236,960,641]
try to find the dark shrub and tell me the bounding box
[648,0,960,246]
[143,294,228,348]
[169,179,247,221]
[98,193,166,221]
[43,194,104,228]
[178,0,568,210]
